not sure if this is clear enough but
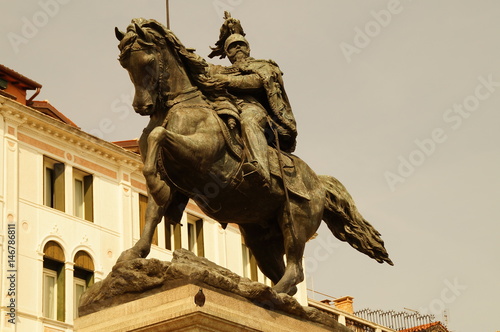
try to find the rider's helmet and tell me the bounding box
[224,34,250,55]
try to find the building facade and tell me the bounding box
[0,65,310,332]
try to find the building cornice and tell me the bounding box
[0,95,143,171]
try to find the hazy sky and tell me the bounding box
[2,1,499,331]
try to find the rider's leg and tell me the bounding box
[240,103,270,184]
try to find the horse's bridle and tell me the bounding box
[129,44,202,111]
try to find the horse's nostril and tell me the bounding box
[133,103,154,115]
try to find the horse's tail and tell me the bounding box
[319,175,394,266]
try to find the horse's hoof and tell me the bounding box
[272,284,297,296]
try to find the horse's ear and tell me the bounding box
[134,23,147,41]
[115,27,125,41]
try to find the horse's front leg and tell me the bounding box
[143,126,172,206]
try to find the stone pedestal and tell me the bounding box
[76,249,349,331]
[74,283,335,332]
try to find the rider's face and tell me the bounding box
[227,41,250,63]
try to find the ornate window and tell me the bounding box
[73,251,94,319]
[42,241,65,321]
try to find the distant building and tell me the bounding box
[399,322,450,332]
[309,296,397,332]
[1,64,308,332]
[310,293,450,332]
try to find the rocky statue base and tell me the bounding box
[75,249,349,331]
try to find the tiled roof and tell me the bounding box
[0,64,42,89]
[113,139,140,154]
[30,100,79,128]
[399,321,448,332]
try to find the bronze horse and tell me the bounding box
[115,18,392,295]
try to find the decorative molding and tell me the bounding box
[73,155,117,179]
[1,95,142,170]
[131,178,147,192]
[18,132,65,158]
[7,125,15,136]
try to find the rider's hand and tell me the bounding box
[199,74,229,91]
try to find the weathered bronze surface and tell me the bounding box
[113,14,393,297]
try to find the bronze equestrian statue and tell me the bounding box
[114,15,393,296]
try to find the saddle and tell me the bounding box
[211,101,310,201]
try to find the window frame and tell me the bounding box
[138,194,158,245]
[42,268,58,320]
[43,156,65,212]
[73,277,87,319]
[186,215,204,257]
[73,250,95,319]
[73,168,93,222]
[241,241,258,281]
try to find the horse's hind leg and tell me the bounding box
[274,197,323,295]
[239,223,286,285]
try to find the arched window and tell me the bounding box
[73,251,94,319]
[43,241,65,321]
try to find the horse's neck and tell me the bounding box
[163,48,195,99]
[142,48,194,133]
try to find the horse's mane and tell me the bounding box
[118,18,209,80]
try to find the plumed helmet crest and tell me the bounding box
[208,11,246,59]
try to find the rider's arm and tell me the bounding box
[225,73,263,91]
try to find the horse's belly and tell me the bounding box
[192,190,279,225]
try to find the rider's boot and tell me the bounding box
[242,160,270,187]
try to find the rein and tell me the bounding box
[166,87,200,108]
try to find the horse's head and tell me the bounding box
[116,19,168,116]
[116,19,209,117]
